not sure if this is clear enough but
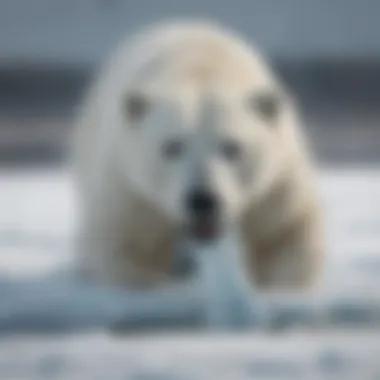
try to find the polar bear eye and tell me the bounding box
[249,91,280,121]
[124,93,149,123]
[162,140,185,160]
[219,140,242,161]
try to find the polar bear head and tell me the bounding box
[108,22,302,241]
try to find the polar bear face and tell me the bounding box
[117,82,289,241]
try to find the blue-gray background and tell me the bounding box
[0,0,380,166]
[1,0,380,65]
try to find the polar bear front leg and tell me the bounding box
[76,221,176,289]
[253,211,324,291]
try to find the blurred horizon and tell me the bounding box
[1,0,380,167]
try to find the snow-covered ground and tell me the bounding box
[1,166,380,378]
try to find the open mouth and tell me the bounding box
[188,216,220,242]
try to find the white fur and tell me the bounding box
[72,19,324,303]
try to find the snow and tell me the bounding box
[1,166,380,378]
[1,332,380,380]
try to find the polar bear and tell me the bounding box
[72,20,324,294]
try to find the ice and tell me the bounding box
[1,166,380,378]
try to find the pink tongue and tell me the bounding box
[191,221,218,240]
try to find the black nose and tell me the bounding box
[186,189,219,216]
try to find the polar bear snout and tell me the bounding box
[185,188,222,241]
[186,188,219,216]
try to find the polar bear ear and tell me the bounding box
[249,90,282,123]
[124,92,150,124]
